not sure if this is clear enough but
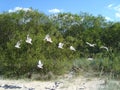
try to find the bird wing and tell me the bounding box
[100,46,108,51]
[28,37,32,42]
[45,34,49,40]
[59,43,63,46]
[39,60,43,66]
[16,41,21,46]
[37,64,43,68]
[86,42,90,45]
[70,46,76,51]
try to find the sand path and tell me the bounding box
[0,76,119,90]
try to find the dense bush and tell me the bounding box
[0,9,120,79]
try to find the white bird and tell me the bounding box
[70,46,76,51]
[70,16,74,19]
[100,46,108,51]
[81,18,84,22]
[37,60,43,69]
[15,40,21,48]
[44,34,53,43]
[87,58,93,61]
[58,42,64,49]
[26,34,32,44]
[86,42,96,47]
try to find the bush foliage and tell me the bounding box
[0,9,120,78]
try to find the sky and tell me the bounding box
[1,0,120,21]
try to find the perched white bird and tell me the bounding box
[44,34,53,43]
[58,42,64,49]
[37,60,43,69]
[70,46,76,51]
[15,40,21,48]
[86,42,96,47]
[26,34,32,44]
[100,46,108,51]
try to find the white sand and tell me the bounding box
[0,76,119,90]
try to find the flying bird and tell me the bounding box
[58,42,64,49]
[86,42,96,47]
[26,34,32,44]
[44,34,53,43]
[70,46,76,51]
[87,58,93,61]
[15,40,22,48]
[100,46,108,51]
[37,60,43,69]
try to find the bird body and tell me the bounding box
[58,42,64,49]
[87,58,93,61]
[70,46,76,51]
[26,34,32,44]
[44,34,53,43]
[86,42,96,47]
[37,60,43,69]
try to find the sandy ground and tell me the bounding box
[0,75,119,90]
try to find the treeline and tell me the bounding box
[0,9,120,78]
